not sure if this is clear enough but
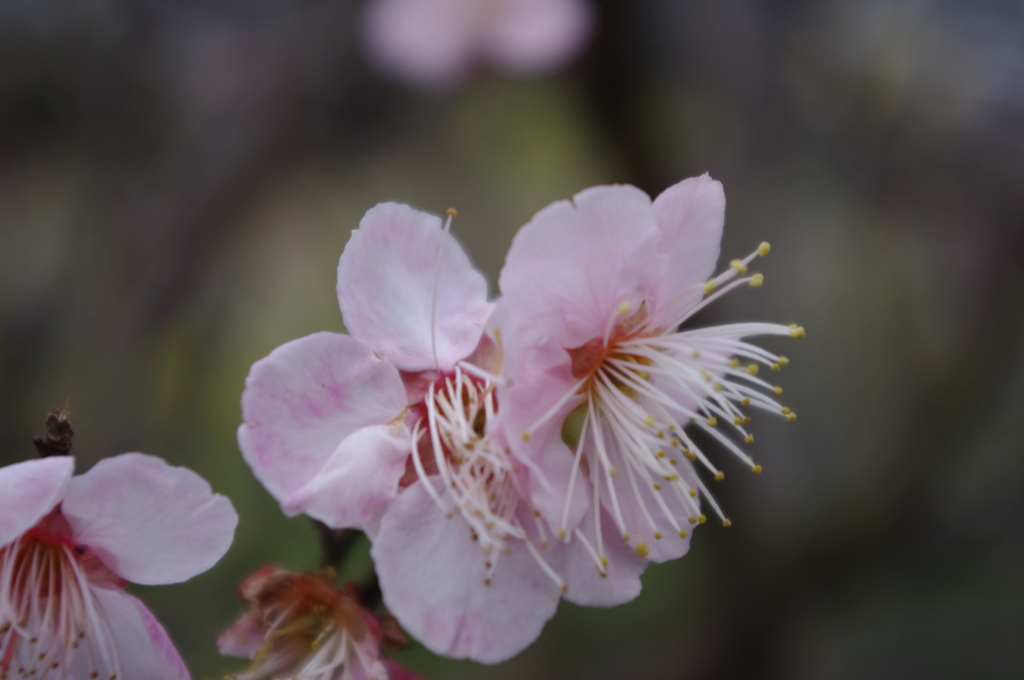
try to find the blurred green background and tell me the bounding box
[2,1,1023,678]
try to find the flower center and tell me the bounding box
[522,242,803,571]
[410,366,564,590]
[0,511,124,680]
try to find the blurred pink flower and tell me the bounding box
[361,0,594,88]
[495,175,802,572]
[0,453,238,680]
[218,567,417,680]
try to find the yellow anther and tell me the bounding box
[743,416,751,424]
[600,556,609,569]
[656,450,666,458]
[657,430,664,438]
[703,279,717,294]
[779,356,790,366]
[679,529,689,538]
[534,510,540,517]
[644,415,655,427]
[521,431,531,441]
[698,514,707,524]
[635,543,650,558]
[609,467,618,477]
[729,258,748,274]
[669,458,678,465]
[770,363,780,371]
[618,300,631,316]
[741,397,751,406]
[781,407,791,415]
[749,273,764,287]
[787,412,797,422]
[746,364,759,376]
[688,517,698,525]
[561,584,568,593]
[722,519,732,528]
[558,530,567,539]
[757,241,771,256]
[653,483,662,491]
[684,451,696,461]
[692,350,702,358]
[730,358,740,367]
[484,578,491,585]
[744,434,754,444]
[774,386,783,395]
[688,488,698,498]
[751,464,763,474]
[733,418,743,425]
[788,325,806,338]
[446,207,458,217]
[663,473,680,481]
[714,471,725,481]
[707,416,718,427]
[714,383,724,391]
[622,533,630,541]
[654,531,663,539]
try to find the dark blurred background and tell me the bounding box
[2,0,1023,678]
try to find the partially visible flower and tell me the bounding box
[0,453,238,680]
[495,175,802,572]
[219,567,416,680]
[361,0,594,88]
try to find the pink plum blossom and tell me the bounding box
[494,175,803,574]
[238,202,492,536]
[218,567,419,680]
[361,0,594,88]
[239,202,644,664]
[0,453,238,680]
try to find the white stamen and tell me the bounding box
[0,533,123,680]
[546,243,797,538]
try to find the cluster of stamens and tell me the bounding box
[0,514,121,680]
[523,242,802,573]
[412,365,565,591]
[229,569,378,680]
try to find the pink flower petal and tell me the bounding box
[486,0,594,74]
[337,203,492,373]
[217,611,267,659]
[281,423,412,533]
[553,503,647,607]
[498,184,661,352]
[67,587,191,680]
[348,633,391,680]
[372,481,561,664]
[0,456,74,548]
[238,331,407,503]
[650,174,725,310]
[62,453,238,585]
